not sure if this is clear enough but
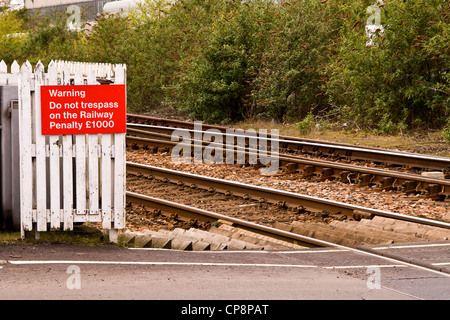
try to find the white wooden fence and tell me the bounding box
[0,60,19,85]
[4,60,127,238]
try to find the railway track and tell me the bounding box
[125,132,450,199]
[125,164,450,275]
[126,162,450,230]
[126,113,450,174]
[124,114,450,275]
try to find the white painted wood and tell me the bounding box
[101,133,112,229]
[0,60,7,85]
[0,60,19,84]
[0,60,6,73]
[47,61,61,229]
[61,64,73,230]
[33,61,47,231]
[11,61,20,74]
[16,60,126,235]
[18,62,33,236]
[87,69,99,218]
[9,60,19,84]
[74,68,87,218]
[113,64,126,229]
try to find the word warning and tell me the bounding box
[40,84,126,135]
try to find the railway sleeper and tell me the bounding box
[340,171,360,184]
[317,167,335,181]
[284,162,298,174]
[356,174,374,187]
[299,165,315,178]
[352,210,374,221]
[400,180,418,194]
[420,184,446,200]
[373,176,396,191]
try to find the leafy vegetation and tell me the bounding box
[1,0,448,136]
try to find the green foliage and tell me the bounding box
[0,9,27,65]
[296,113,315,135]
[127,0,226,112]
[83,13,131,64]
[175,0,277,122]
[0,0,447,132]
[252,0,345,121]
[0,8,85,66]
[444,124,450,144]
[325,0,450,131]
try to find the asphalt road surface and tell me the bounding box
[1,243,449,301]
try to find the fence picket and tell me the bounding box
[74,68,87,219]
[101,134,112,229]
[113,64,126,229]
[60,64,73,230]
[47,61,61,229]
[18,62,33,236]
[34,61,47,231]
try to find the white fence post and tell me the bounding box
[47,60,61,230]
[113,64,126,231]
[18,62,33,237]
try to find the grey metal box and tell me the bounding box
[1,86,20,230]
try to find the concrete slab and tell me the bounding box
[134,235,153,248]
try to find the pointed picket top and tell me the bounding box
[0,60,7,73]
[47,60,57,85]
[20,61,31,75]
[34,60,45,84]
[62,63,71,85]
[11,60,20,74]
[18,61,32,103]
[24,60,32,72]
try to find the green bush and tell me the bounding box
[0,9,28,65]
[325,0,449,131]
[173,0,277,123]
[0,0,447,133]
[444,125,450,144]
[252,0,345,121]
[296,113,315,134]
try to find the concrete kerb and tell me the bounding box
[134,234,153,248]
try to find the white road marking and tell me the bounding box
[7,260,423,270]
[324,264,405,269]
[432,262,450,266]
[7,260,317,268]
[372,243,450,250]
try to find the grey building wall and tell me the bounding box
[25,0,117,20]
[24,0,112,9]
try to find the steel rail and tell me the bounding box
[126,191,326,248]
[126,134,450,198]
[126,190,450,276]
[126,114,450,172]
[126,162,450,230]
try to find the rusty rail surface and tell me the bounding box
[126,162,450,230]
[126,113,450,173]
[126,191,329,248]
[126,133,450,199]
[126,190,450,276]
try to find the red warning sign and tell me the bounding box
[40,84,126,135]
